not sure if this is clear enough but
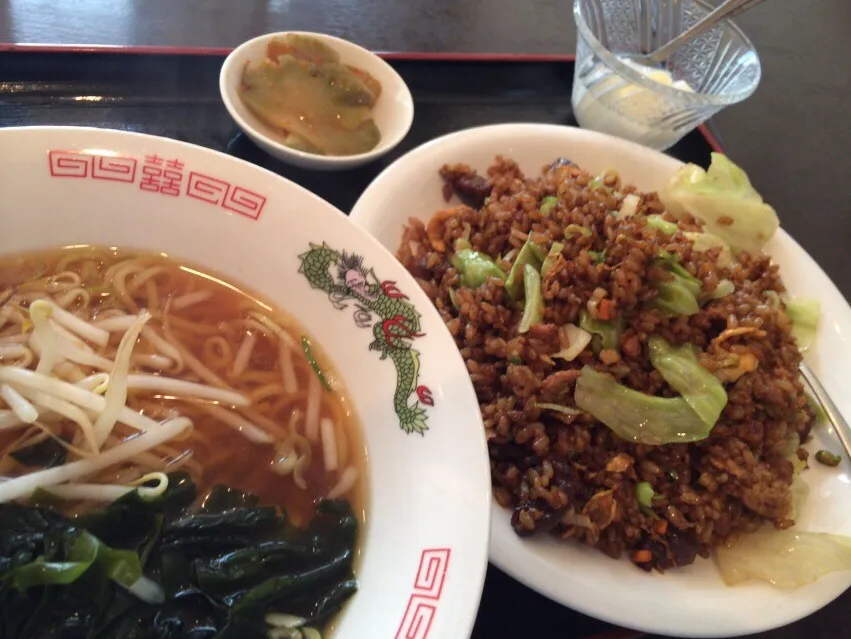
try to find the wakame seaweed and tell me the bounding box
[0,472,359,639]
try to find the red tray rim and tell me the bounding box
[0,43,722,153]
[0,42,573,61]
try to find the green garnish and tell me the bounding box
[636,482,655,509]
[588,249,607,264]
[635,482,661,519]
[646,215,679,235]
[589,176,610,192]
[815,450,841,467]
[302,336,331,391]
[539,196,559,216]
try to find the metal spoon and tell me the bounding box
[800,362,851,462]
[636,0,768,66]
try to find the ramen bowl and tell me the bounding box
[0,126,490,638]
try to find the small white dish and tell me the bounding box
[220,31,414,171]
[350,123,851,637]
[0,125,490,638]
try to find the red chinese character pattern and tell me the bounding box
[186,171,229,205]
[139,155,184,196]
[139,154,163,192]
[395,548,451,639]
[223,186,266,220]
[48,150,90,178]
[92,155,137,183]
[47,150,264,221]
[160,158,185,196]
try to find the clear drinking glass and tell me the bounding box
[572,0,761,150]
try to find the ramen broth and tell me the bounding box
[0,246,366,523]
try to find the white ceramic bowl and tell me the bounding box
[0,126,490,638]
[350,123,851,637]
[220,31,414,171]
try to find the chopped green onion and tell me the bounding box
[589,176,610,192]
[636,482,655,509]
[454,238,472,251]
[302,336,331,391]
[517,264,544,334]
[564,224,592,240]
[635,482,661,519]
[815,450,841,467]
[540,196,559,216]
[646,215,678,235]
[588,249,606,265]
[509,356,522,365]
[540,242,565,278]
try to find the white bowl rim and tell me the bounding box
[219,31,415,165]
[0,124,491,639]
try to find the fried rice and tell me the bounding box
[396,156,815,571]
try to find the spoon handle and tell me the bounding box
[645,0,767,64]
[800,362,851,461]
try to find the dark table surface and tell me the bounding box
[0,1,848,638]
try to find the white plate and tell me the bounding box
[349,123,851,637]
[0,126,490,639]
